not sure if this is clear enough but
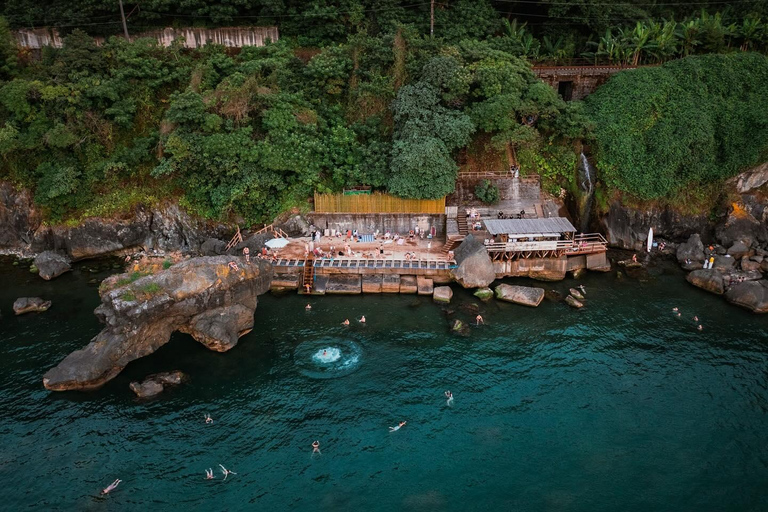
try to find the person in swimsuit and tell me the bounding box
[445,391,454,406]
[101,479,121,494]
[305,303,312,310]
[476,314,483,325]
[312,440,321,454]
[205,468,214,480]
[219,464,236,480]
[342,319,350,326]
[205,414,213,424]
[359,316,366,323]
[389,421,406,432]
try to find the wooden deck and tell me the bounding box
[486,233,607,261]
[273,257,456,276]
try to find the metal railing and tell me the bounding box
[485,233,607,255]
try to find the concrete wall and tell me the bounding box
[533,66,639,100]
[15,26,279,49]
[493,257,568,281]
[449,177,540,209]
[306,213,446,237]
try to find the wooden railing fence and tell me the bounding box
[313,192,445,214]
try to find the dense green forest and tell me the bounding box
[0,1,766,223]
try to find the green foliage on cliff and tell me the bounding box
[586,53,768,199]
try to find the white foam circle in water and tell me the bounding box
[295,338,363,379]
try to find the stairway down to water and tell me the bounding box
[301,257,315,293]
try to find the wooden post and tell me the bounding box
[118,0,130,40]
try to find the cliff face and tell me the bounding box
[42,256,273,391]
[0,181,231,259]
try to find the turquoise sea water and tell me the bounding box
[2,258,768,511]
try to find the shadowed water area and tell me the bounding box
[2,257,768,511]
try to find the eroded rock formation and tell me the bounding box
[450,234,496,288]
[33,251,71,280]
[43,256,272,391]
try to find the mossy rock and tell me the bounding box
[29,265,39,274]
[473,287,493,301]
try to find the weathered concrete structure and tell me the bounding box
[533,65,640,101]
[15,26,279,49]
[306,213,445,238]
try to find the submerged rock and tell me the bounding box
[473,287,493,301]
[450,319,470,337]
[34,251,71,281]
[433,286,453,303]
[450,234,496,289]
[686,269,725,295]
[13,297,51,315]
[545,290,563,302]
[42,256,273,391]
[724,280,768,313]
[129,371,186,398]
[494,284,545,307]
[565,295,584,309]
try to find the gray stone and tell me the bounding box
[13,297,51,315]
[741,257,760,273]
[569,288,584,300]
[686,269,725,295]
[33,251,71,281]
[129,370,186,398]
[713,255,736,273]
[727,241,750,259]
[201,238,227,256]
[449,234,496,289]
[494,284,545,307]
[724,280,768,313]
[399,275,418,294]
[433,286,453,303]
[326,275,362,294]
[676,234,705,264]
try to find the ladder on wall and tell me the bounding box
[301,256,315,293]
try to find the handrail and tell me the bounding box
[485,233,607,254]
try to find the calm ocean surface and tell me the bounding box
[2,257,768,511]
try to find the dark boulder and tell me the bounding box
[724,280,768,313]
[13,297,51,315]
[676,234,705,265]
[200,238,227,256]
[129,371,186,398]
[727,241,750,260]
[741,257,761,273]
[686,269,725,295]
[33,251,71,281]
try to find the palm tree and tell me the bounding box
[738,15,764,51]
[652,20,679,63]
[628,21,657,66]
[676,19,701,56]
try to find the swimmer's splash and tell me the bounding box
[294,338,363,379]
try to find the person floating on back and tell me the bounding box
[389,421,407,432]
[219,464,236,480]
[445,391,454,407]
[205,468,214,480]
[101,479,121,495]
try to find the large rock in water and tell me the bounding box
[449,234,496,288]
[686,269,725,295]
[42,256,273,391]
[33,251,71,280]
[494,284,545,307]
[129,371,186,398]
[725,280,768,313]
[13,297,51,315]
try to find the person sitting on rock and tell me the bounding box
[228,261,239,271]
[242,247,250,264]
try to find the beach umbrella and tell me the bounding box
[265,238,290,249]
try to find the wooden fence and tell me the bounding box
[313,192,445,214]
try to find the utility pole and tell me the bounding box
[430,0,434,38]
[118,0,130,40]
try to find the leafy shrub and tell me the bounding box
[475,179,500,204]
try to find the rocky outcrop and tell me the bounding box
[724,280,768,313]
[494,284,545,307]
[129,371,186,398]
[0,182,41,250]
[473,287,493,301]
[734,162,768,193]
[450,234,496,288]
[13,297,51,315]
[33,251,71,280]
[686,269,725,295]
[600,200,712,250]
[42,256,273,391]
[433,286,453,303]
[565,295,583,308]
[727,241,750,259]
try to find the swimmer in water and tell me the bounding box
[342,319,350,326]
[389,421,407,432]
[219,464,236,480]
[445,390,454,406]
[672,307,678,312]
[476,314,484,325]
[359,315,366,323]
[101,479,121,494]
[693,316,699,322]
[205,414,213,424]
[323,350,327,356]
[676,312,681,317]
[305,303,312,310]
[697,324,703,331]
[312,440,321,454]
[205,468,214,480]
